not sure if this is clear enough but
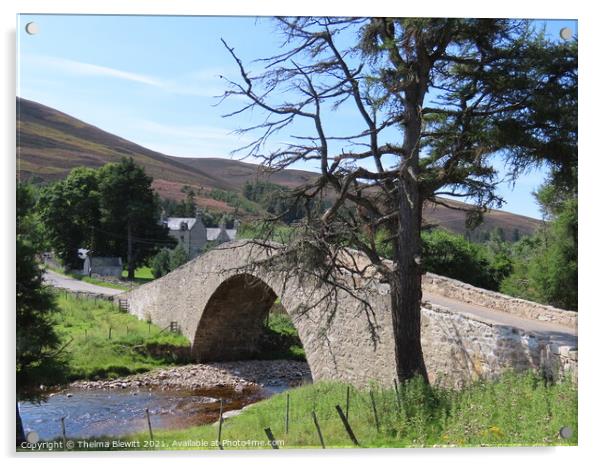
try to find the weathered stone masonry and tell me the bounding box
[124,240,577,388]
[422,273,577,328]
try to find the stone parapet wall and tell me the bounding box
[421,302,577,387]
[337,248,577,328]
[422,272,578,329]
[540,343,578,384]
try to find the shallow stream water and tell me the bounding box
[20,384,287,440]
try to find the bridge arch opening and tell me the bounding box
[192,273,305,364]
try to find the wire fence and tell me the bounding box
[53,290,183,343]
[208,379,441,449]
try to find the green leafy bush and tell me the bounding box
[421,229,512,291]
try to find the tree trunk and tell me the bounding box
[16,402,25,446]
[127,221,134,280]
[390,74,429,382]
[390,191,429,383]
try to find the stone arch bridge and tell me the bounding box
[124,240,577,387]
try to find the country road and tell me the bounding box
[43,269,124,297]
[43,269,576,347]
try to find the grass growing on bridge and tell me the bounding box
[53,293,190,381]
[134,372,576,449]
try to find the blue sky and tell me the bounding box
[16,15,577,219]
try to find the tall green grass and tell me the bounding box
[140,372,576,449]
[53,293,190,380]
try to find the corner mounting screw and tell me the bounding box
[25,22,39,35]
[559,27,573,41]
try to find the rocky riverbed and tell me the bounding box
[69,360,312,392]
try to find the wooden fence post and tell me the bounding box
[345,385,350,419]
[285,393,290,435]
[264,427,279,449]
[369,390,380,433]
[60,416,67,448]
[335,405,360,446]
[145,408,154,441]
[393,378,402,413]
[311,411,325,449]
[217,398,224,450]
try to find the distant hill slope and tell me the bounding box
[423,198,541,240]
[173,156,318,190]
[16,97,541,237]
[17,97,236,190]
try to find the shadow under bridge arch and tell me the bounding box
[192,272,295,362]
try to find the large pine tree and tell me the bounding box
[221,18,577,381]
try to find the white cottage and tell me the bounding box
[164,209,237,258]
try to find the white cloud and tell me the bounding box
[161,66,247,98]
[24,55,240,98]
[28,55,162,86]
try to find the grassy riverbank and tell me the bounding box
[54,293,190,380]
[52,294,304,381]
[123,372,574,449]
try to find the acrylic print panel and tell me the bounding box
[16,14,578,451]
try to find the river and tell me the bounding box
[20,384,288,441]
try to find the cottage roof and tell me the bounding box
[166,217,197,231]
[206,228,237,241]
